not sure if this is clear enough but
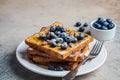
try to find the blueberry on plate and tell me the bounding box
[55,31,61,35]
[107,23,115,29]
[101,26,108,30]
[48,65,55,70]
[61,27,66,32]
[61,42,67,50]
[39,34,46,39]
[71,38,78,43]
[56,38,64,43]
[49,32,57,39]
[65,36,72,43]
[83,22,88,27]
[50,26,56,32]
[50,41,57,47]
[106,18,112,23]
[75,22,81,27]
[60,32,67,39]
[78,27,85,32]
[98,17,104,24]
[56,66,64,71]
[103,21,109,27]
[56,25,62,31]
[77,33,84,40]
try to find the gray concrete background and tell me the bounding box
[0,0,120,80]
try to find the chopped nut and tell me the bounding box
[69,43,74,47]
[57,43,61,47]
[41,41,48,46]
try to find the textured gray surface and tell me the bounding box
[0,0,120,80]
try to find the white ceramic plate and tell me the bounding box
[16,40,107,77]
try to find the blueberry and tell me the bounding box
[83,22,88,27]
[50,41,57,47]
[56,38,64,43]
[98,17,104,24]
[55,31,61,35]
[46,34,51,40]
[49,32,57,39]
[101,26,108,30]
[71,38,78,43]
[107,23,115,29]
[103,21,109,27]
[56,26,62,31]
[75,22,81,27]
[61,27,66,32]
[65,36,72,43]
[50,26,56,32]
[106,18,112,23]
[48,65,55,70]
[78,27,85,32]
[93,22,101,29]
[77,33,84,40]
[39,34,46,39]
[56,66,64,71]
[60,32,67,39]
[61,43,67,50]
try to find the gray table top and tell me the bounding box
[0,0,120,80]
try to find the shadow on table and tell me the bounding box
[8,50,96,80]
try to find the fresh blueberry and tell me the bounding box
[103,21,109,27]
[56,38,64,43]
[56,26,62,31]
[75,22,81,27]
[101,26,108,30]
[61,27,66,32]
[71,38,78,43]
[107,23,115,29]
[78,27,85,32]
[39,34,46,39]
[56,66,64,71]
[50,41,57,47]
[48,65,55,70]
[55,31,61,35]
[65,36,72,43]
[93,22,101,29]
[61,42,67,50]
[49,32,57,39]
[106,18,112,23]
[60,32,67,39]
[50,26,56,32]
[98,17,104,24]
[46,34,51,40]
[83,22,88,27]
[77,33,84,40]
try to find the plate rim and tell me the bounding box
[16,40,107,77]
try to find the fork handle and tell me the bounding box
[62,57,89,80]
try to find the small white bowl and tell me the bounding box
[90,20,116,41]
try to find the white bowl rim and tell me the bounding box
[90,20,116,32]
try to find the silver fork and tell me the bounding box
[62,41,104,80]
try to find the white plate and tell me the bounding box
[16,40,107,77]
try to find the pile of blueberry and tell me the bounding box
[93,17,115,30]
[39,25,84,49]
[75,22,88,32]
[48,65,64,71]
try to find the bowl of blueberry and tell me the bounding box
[90,17,116,41]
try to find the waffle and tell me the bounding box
[25,22,93,59]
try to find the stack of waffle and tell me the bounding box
[25,22,93,70]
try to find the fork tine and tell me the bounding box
[94,41,104,55]
[90,41,99,55]
[92,41,104,56]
